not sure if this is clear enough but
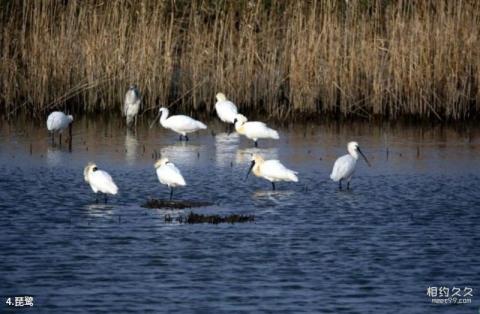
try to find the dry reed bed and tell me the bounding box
[0,0,479,120]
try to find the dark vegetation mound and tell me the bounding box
[142,199,213,209]
[165,212,255,224]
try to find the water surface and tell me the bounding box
[1,117,479,313]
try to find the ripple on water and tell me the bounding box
[0,120,480,313]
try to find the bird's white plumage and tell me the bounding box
[123,86,141,125]
[156,161,186,187]
[89,170,119,194]
[46,111,73,132]
[241,121,279,141]
[234,114,279,142]
[163,115,206,134]
[249,154,298,187]
[84,163,118,195]
[259,159,299,182]
[215,93,238,123]
[159,107,207,136]
[330,154,356,182]
[330,141,370,187]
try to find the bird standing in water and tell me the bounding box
[123,84,141,129]
[84,162,119,203]
[246,154,298,190]
[158,107,207,141]
[234,114,279,147]
[46,111,73,146]
[154,158,187,200]
[330,141,371,190]
[215,92,238,133]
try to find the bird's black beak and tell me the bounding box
[357,147,371,167]
[245,160,255,180]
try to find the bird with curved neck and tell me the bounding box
[154,158,187,200]
[246,154,298,190]
[234,114,279,147]
[123,84,141,129]
[46,111,73,146]
[84,162,118,203]
[158,107,207,141]
[330,141,371,190]
[215,92,238,133]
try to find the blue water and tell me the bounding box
[0,118,479,313]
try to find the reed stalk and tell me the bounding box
[0,0,478,121]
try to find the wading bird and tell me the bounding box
[215,92,238,132]
[246,154,298,190]
[123,84,141,128]
[84,162,118,203]
[330,141,371,190]
[154,158,186,200]
[46,111,73,145]
[234,114,279,147]
[159,107,207,141]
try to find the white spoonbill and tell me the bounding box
[246,154,298,190]
[159,107,207,141]
[234,114,279,147]
[154,158,187,200]
[330,141,371,190]
[84,162,119,203]
[123,84,141,128]
[46,111,73,145]
[215,92,238,132]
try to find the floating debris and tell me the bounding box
[142,198,213,209]
[165,212,255,224]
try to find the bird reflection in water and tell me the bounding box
[125,129,138,165]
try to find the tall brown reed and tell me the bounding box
[0,0,479,120]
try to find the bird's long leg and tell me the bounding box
[95,194,99,204]
[227,124,233,134]
[271,182,276,191]
[51,132,54,146]
[170,187,174,201]
[254,141,258,148]
[185,135,189,141]
[68,125,73,152]
[179,135,183,141]
[347,181,350,190]
[339,180,343,190]
[104,194,108,204]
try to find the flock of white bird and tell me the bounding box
[46,86,370,202]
